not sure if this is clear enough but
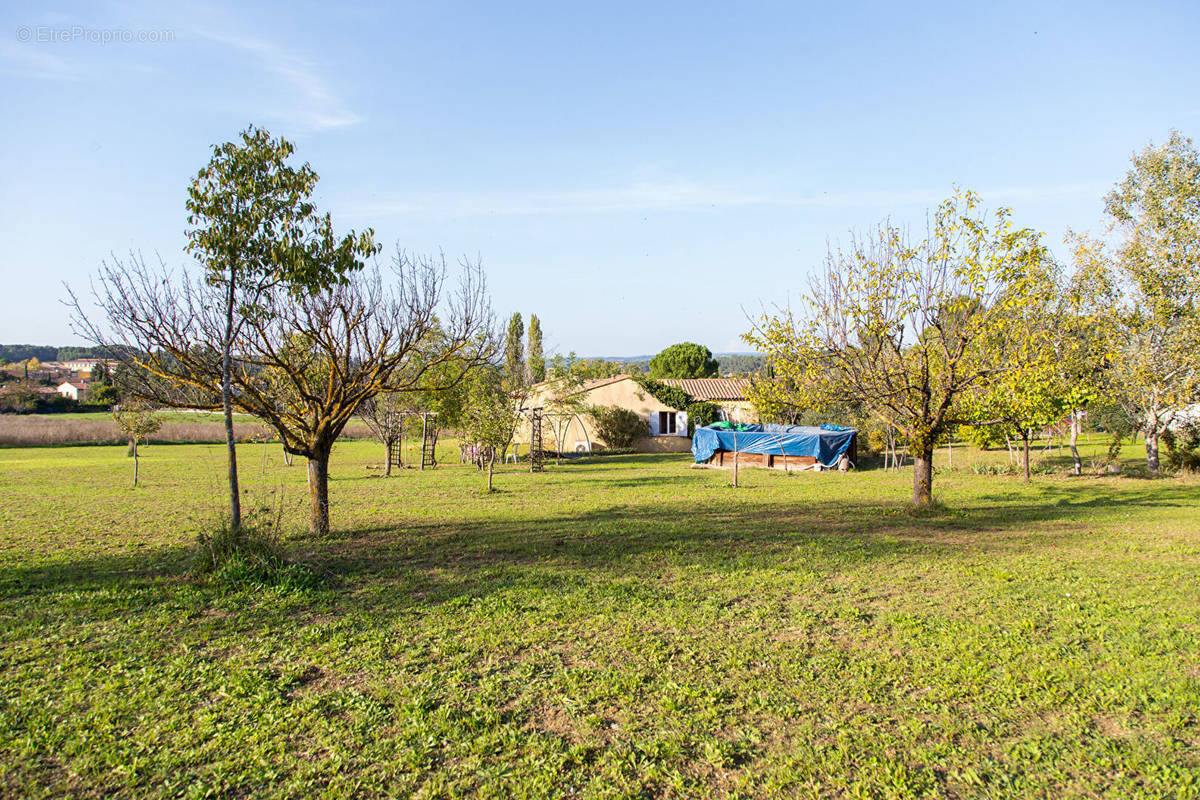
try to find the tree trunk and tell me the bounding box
[912,449,933,507]
[1069,411,1081,476]
[384,437,393,477]
[222,278,241,532]
[1022,431,1031,483]
[487,452,495,492]
[132,438,139,487]
[308,451,331,535]
[1145,426,1160,473]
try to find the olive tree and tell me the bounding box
[745,191,1051,506]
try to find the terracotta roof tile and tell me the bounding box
[660,378,749,401]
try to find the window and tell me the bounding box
[658,411,676,435]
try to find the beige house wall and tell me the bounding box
[512,376,756,454]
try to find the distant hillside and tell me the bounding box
[585,352,765,377]
[0,345,109,363]
[587,351,762,363]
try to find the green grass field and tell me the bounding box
[0,439,1197,798]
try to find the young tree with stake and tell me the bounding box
[463,368,519,492]
[113,400,162,487]
[183,125,365,531]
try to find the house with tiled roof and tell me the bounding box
[514,374,755,453]
[56,380,89,401]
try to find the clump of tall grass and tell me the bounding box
[191,493,325,592]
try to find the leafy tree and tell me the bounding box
[649,342,719,379]
[90,361,112,386]
[1097,130,1200,472]
[527,314,545,383]
[87,384,120,407]
[113,400,162,487]
[964,360,1070,482]
[547,353,623,381]
[1059,233,1121,474]
[183,125,372,532]
[959,254,1091,481]
[0,383,38,413]
[463,367,518,492]
[503,313,525,392]
[746,191,1051,506]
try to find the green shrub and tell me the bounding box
[1106,433,1125,466]
[1164,424,1200,473]
[958,423,1008,451]
[587,405,645,448]
[685,401,720,433]
[632,377,690,410]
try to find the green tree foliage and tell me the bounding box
[0,345,57,363]
[527,315,545,383]
[960,256,1077,481]
[1094,130,1200,472]
[715,354,765,376]
[87,384,120,407]
[112,400,162,487]
[649,342,719,379]
[463,368,519,492]
[0,383,38,413]
[586,405,644,448]
[90,361,112,386]
[183,124,376,531]
[746,190,1053,506]
[503,313,525,392]
[547,354,624,381]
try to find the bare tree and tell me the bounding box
[70,247,494,534]
[359,392,406,477]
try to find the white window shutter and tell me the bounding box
[648,411,659,436]
[676,410,688,436]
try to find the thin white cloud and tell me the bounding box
[192,28,360,131]
[0,39,84,81]
[350,180,1107,219]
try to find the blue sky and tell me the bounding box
[2,1,1198,356]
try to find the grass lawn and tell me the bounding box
[0,439,1197,798]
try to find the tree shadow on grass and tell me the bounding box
[299,480,1200,606]
[2,476,1196,618]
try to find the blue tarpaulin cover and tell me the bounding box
[691,423,857,467]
